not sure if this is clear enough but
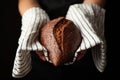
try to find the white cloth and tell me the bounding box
[12,3,107,78]
[12,7,50,78]
[66,3,107,72]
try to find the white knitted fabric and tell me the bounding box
[12,7,50,78]
[66,3,107,72]
[12,3,107,78]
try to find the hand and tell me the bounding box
[18,7,50,51]
[12,7,50,78]
[65,3,107,72]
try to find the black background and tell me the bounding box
[1,0,118,80]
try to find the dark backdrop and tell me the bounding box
[1,0,118,80]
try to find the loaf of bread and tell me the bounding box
[38,17,83,66]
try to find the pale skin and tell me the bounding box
[18,0,106,61]
[18,0,106,16]
[18,0,40,16]
[83,0,105,8]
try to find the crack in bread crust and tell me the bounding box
[40,17,82,66]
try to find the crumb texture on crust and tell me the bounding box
[40,17,82,66]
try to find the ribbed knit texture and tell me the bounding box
[12,7,50,78]
[12,3,107,78]
[66,3,107,72]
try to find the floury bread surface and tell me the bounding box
[39,17,82,66]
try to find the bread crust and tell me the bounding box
[39,17,82,66]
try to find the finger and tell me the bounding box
[36,51,46,61]
[76,50,87,61]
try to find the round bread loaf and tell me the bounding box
[38,17,83,66]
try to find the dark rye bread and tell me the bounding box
[39,17,82,66]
